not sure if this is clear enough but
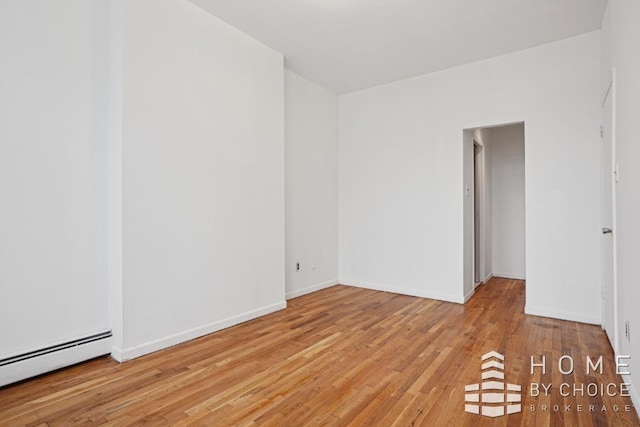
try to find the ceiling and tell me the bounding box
[190,0,607,94]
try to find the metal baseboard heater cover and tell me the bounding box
[0,331,113,388]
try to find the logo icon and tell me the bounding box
[465,351,522,417]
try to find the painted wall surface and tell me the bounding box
[602,0,640,411]
[0,1,109,357]
[339,32,602,322]
[477,129,493,283]
[491,124,526,280]
[284,70,339,299]
[118,0,285,358]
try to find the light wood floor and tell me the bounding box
[1,278,638,426]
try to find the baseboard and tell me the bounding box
[483,273,493,283]
[113,301,287,362]
[524,305,600,325]
[340,279,464,304]
[621,373,640,419]
[493,272,526,280]
[464,288,475,303]
[286,279,339,300]
[110,346,124,363]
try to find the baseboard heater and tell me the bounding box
[0,331,113,388]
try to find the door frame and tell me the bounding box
[473,141,482,286]
[601,69,619,352]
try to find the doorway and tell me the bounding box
[463,123,526,301]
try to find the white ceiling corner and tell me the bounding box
[190,0,607,94]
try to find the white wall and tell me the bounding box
[0,1,109,358]
[339,31,602,322]
[602,0,640,411]
[480,130,493,283]
[107,0,125,357]
[114,0,285,359]
[491,124,526,279]
[284,70,339,299]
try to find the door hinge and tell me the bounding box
[599,125,604,138]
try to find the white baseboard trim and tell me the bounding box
[493,272,526,280]
[483,273,493,283]
[621,373,640,419]
[464,288,475,303]
[341,279,464,304]
[111,346,124,363]
[113,301,287,362]
[524,305,601,325]
[286,279,339,300]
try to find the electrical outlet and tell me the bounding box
[625,320,631,342]
[296,262,300,272]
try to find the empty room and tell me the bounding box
[1,0,639,425]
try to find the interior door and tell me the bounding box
[601,75,616,349]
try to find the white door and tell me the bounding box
[601,74,616,349]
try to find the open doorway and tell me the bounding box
[463,123,526,302]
